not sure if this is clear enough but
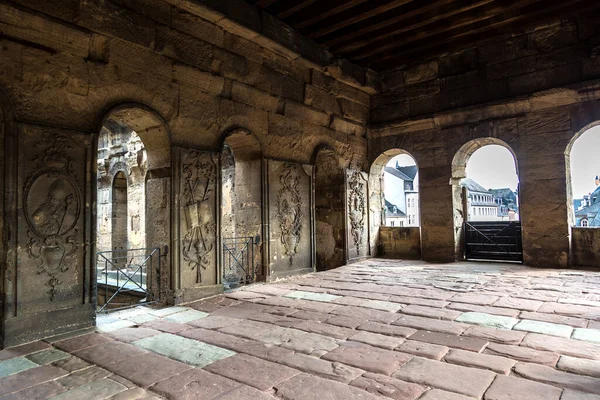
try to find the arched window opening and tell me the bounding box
[220,130,263,289]
[568,126,600,228]
[464,145,519,222]
[452,139,521,262]
[313,147,345,271]
[369,149,421,259]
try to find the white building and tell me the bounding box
[383,164,419,227]
[461,178,502,221]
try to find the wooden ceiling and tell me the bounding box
[245,0,600,71]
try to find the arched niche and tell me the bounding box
[451,138,519,260]
[219,129,265,286]
[312,145,345,271]
[369,149,421,259]
[96,104,171,305]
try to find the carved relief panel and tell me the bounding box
[177,148,218,288]
[267,160,314,280]
[15,125,91,313]
[346,169,370,261]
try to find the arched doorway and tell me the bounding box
[452,138,521,262]
[95,105,170,311]
[566,123,600,267]
[219,129,264,288]
[369,149,421,259]
[313,146,345,271]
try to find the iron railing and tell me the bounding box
[222,236,258,289]
[464,221,523,262]
[96,247,160,312]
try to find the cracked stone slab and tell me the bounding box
[285,291,341,302]
[133,333,235,367]
[455,312,519,329]
[256,327,339,356]
[50,378,128,400]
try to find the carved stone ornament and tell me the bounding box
[23,132,82,301]
[276,163,304,267]
[348,171,366,256]
[181,150,217,283]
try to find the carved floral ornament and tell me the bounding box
[181,150,217,284]
[348,170,366,256]
[276,163,304,267]
[24,132,82,301]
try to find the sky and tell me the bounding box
[570,125,600,199]
[466,145,519,191]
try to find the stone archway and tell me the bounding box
[313,146,345,271]
[96,104,171,306]
[451,138,520,260]
[219,129,265,287]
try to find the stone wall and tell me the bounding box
[379,227,421,260]
[370,16,600,268]
[0,0,371,347]
[571,228,600,267]
[96,126,147,254]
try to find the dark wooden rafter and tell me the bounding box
[327,0,495,51]
[369,0,596,69]
[276,0,319,19]
[343,0,546,61]
[290,0,371,29]
[247,0,600,71]
[308,0,415,39]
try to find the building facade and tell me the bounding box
[383,164,420,227]
[575,178,600,227]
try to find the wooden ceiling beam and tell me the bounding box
[346,0,544,61]
[292,0,371,30]
[276,0,319,19]
[368,0,594,69]
[255,0,279,7]
[325,0,493,49]
[308,0,415,39]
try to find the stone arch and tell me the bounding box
[96,103,171,304]
[369,149,421,258]
[218,128,266,285]
[312,145,345,271]
[451,138,519,260]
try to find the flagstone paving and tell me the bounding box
[5,260,600,398]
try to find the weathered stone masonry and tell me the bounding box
[0,0,370,347]
[1,0,600,348]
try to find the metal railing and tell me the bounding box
[96,247,160,312]
[222,236,258,289]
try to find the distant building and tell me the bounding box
[384,200,406,227]
[383,162,419,227]
[460,178,519,221]
[574,176,600,226]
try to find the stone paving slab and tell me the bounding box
[322,342,412,375]
[204,353,300,390]
[572,328,600,344]
[513,319,574,338]
[0,357,38,378]
[163,309,209,323]
[0,365,68,397]
[133,332,235,367]
[0,341,51,361]
[484,375,562,400]
[393,357,496,398]
[0,380,66,400]
[285,290,341,302]
[51,378,128,400]
[105,352,192,388]
[350,372,426,400]
[454,312,519,330]
[26,349,70,365]
[274,373,382,400]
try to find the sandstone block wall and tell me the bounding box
[370,16,600,268]
[0,0,371,347]
[379,227,421,260]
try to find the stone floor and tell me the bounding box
[3,259,600,399]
